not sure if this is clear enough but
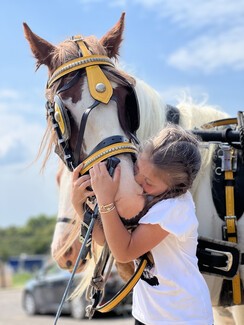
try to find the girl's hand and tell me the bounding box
[71,163,95,216]
[90,161,121,205]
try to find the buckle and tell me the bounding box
[205,248,233,272]
[71,35,84,42]
[217,144,237,172]
[197,237,240,278]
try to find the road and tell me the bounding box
[0,288,134,325]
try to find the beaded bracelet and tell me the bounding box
[99,203,115,214]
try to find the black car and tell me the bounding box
[22,261,132,319]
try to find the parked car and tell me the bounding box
[22,261,132,319]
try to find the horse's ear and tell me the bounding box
[23,22,55,70]
[100,12,125,59]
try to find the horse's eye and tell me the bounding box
[134,162,139,175]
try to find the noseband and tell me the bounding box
[46,36,139,173]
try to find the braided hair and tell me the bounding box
[138,124,201,216]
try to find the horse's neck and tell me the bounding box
[134,78,167,142]
[177,99,229,129]
[135,78,229,139]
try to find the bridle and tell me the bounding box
[46,36,144,323]
[46,35,140,174]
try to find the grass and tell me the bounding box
[12,272,33,288]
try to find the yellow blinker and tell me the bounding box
[54,103,65,135]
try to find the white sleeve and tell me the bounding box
[138,193,198,240]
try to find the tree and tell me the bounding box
[0,214,56,261]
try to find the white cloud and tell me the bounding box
[134,0,244,72]
[79,0,244,29]
[0,90,46,166]
[79,0,126,6]
[168,27,244,73]
[78,0,244,73]
[135,0,244,29]
[0,114,44,164]
[77,0,244,33]
[0,89,58,227]
[0,89,20,99]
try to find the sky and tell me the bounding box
[1,0,244,228]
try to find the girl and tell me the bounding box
[72,125,213,325]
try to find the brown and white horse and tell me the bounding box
[24,13,244,324]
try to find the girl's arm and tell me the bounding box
[90,162,169,263]
[72,163,105,246]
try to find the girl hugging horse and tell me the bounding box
[23,12,244,324]
[72,125,214,325]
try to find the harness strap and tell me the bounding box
[224,170,242,304]
[201,117,238,129]
[47,55,115,89]
[94,257,148,314]
[88,135,131,156]
[197,237,241,278]
[80,141,137,175]
[57,217,74,224]
[76,38,113,104]
[47,36,114,104]
[73,100,100,166]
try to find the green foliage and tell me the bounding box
[0,214,56,261]
[12,272,33,288]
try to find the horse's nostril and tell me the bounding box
[66,260,72,268]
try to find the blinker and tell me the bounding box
[54,95,71,142]
[54,102,65,136]
[54,111,61,123]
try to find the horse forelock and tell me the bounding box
[51,35,108,69]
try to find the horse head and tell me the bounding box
[23,13,145,270]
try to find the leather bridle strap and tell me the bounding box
[47,55,115,90]
[80,140,138,175]
[73,99,100,167]
[47,36,115,105]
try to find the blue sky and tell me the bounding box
[1,0,244,227]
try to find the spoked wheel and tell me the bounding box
[23,292,38,315]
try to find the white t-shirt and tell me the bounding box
[132,191,213,325]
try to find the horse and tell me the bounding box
[23,12,244,324]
